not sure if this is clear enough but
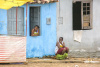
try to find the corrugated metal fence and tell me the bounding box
[0,36,26,63]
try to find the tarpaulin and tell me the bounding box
[0,36,26,63]
[0,0,34,10]
[0,0,58,9]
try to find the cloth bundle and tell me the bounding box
[56,53,68,60]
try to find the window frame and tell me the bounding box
[81,1,93,30]
[29,6,41,36]
[7,7,24,36]
[73,0,93,30]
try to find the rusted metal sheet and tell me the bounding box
[0,36,26,63]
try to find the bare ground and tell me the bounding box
[0,63,100,67]
[0,58,100,67]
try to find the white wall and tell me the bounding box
[57,0,100,57]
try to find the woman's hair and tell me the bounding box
[60,37,63,40]
[35,25,40,28]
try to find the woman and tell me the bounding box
[31,25,40,36]
[55,37,69,55]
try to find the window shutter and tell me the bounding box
[7,8,16,35]
[7,7,24,36]
[82,3,91,29]
[17,8,24,36]
[73,2,82,30]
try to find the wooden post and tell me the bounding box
[16,7,18,35]
[26,3,28,36]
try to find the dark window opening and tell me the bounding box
[73,2,82,30]
[83,7,86,10]
[73,1,92,30]
[30,7,40,36]
[83,3,86,6]
[87,11,90,14]
[87,7,90,10]
[83,11,86,15]
[87,3,90,6]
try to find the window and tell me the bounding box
[7,7,24,36]
[73,0,93,30]
[83,3,91,29]
[30,7,40,36]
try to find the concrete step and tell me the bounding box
[27,59,83,63]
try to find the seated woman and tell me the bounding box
[55,37,69,55]
[31,25,40,36]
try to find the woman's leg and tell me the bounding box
[57,48,65,55]
[65,47,69,53]
[62,48,66,55]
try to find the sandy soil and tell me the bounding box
[0,58,100,67]
[0,63,100,67]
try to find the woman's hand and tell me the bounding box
[31,29,40,36]
[62,42,66,48]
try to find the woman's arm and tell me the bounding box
[37,29,40,36]
[62,42,66,48]
[56,42,62,49]
[31,29,40,36]
[31,29,34,36]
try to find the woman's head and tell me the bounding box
[59,37,63,43]
[34,25,39,30]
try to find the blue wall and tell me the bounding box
[0,3,57,58]
[26,3,57,58]
[0,9,7,34]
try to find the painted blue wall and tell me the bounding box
[0,3,57,58]
[0,9,7,34]
[26,3,57,58]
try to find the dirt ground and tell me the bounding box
[0,58,100,67]
[0,63,100,67]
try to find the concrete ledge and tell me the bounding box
[27,58,100,63]
[27,59,83,63]
[84,61,100,64]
